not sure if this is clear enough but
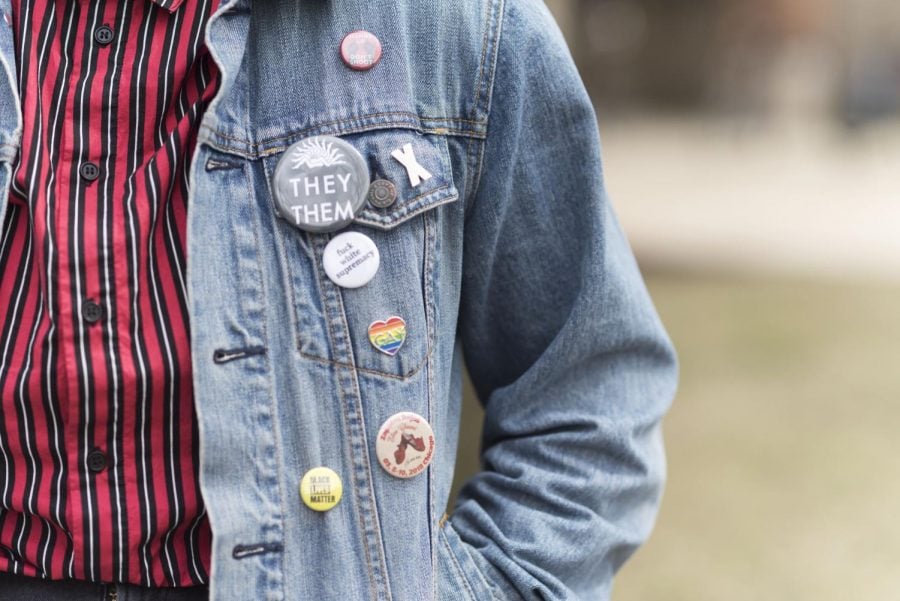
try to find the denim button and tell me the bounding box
[375,412,435,479]
[367,179,397,209]
[79,161,100,182]
[299,467,343,512]
[322,231,380,288]
[340,30,382,71]
[82,299,103,323]
[94,25,114,46]
[87,449,108,473]
[272,136,369,233]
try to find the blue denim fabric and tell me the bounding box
[0,0,678,599]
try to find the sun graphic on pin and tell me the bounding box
[291,138,348,169]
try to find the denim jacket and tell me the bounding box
[0,0,677,599]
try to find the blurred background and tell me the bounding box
[449,1,900,600]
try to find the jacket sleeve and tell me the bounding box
[443,1,679,599]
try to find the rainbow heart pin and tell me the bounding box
[368,316,407,356]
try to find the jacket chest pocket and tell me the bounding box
[264,129,458,380]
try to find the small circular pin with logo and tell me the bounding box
[272,136,370,233]
[376,412,435,479]
[340,30,382,71]
[300,467,343,512]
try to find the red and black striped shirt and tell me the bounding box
[0,0,219,586]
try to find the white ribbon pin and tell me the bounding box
[391,143,432,187]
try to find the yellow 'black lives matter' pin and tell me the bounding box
[300,467,343,512]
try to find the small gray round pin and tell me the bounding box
[272,136,370,233]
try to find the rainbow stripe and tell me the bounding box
[368,316,407,356]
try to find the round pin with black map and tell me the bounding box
[272,135,370,233]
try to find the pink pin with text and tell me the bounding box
[340,30,382,71]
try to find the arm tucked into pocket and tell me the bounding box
[451,1,679,600]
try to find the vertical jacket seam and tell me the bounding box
[314,235,379,601]
[311,233,393,601]
[245,161,289,600]
[334,279,394,601]
[464,0,505,218]
[441,530,478,601]
[424,208,438,600]
[470,0,494,121]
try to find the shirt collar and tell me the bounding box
[147,0,186,13]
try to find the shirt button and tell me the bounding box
[82,300,103,323]
[94,25,114,46]
[87,449,108,473]
[79,161,100,182]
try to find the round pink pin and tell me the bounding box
[340,30,383,71]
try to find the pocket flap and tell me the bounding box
[341,130,459,230]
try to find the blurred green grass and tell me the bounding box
[450,272,900,601]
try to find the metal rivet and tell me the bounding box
[367,179,397,209]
